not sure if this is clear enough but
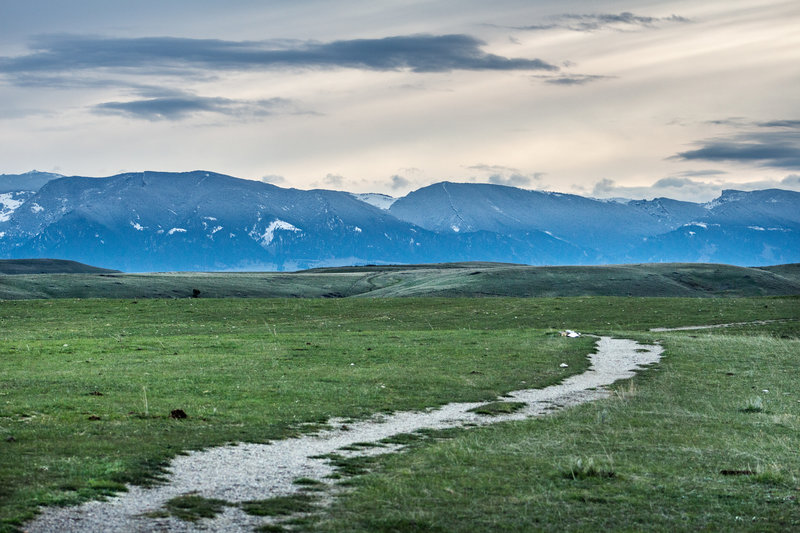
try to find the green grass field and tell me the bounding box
[1,262,799,299]
[1,295,799,531]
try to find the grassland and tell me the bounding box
[1,295,799,531]
[0,259,119,275]
[316,329,800,532]
[1,261,799,300]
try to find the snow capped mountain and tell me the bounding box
[0,170,63,194]
[0,171,797,270]
[388,181,670,257]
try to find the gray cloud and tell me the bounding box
[260,174,286,184]
[676,142,800,168]
[504,12,689,33]
[758,120,800,128]
[0,34,558,80]
[592,175,800,202]
[323,173,345,187]
[93,94,298,121]
[651,176,696,188]
[540,74,612,86]
[674,120,800,170]
[783,174,800,186]
[467,163,519,174]
[672,169,728,177]
[705,117,747,126]
[467,163,544,188]
[389,174,410,190]
[487,173,535,187]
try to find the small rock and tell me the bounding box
[5,436,16,443]
[560,363,569,368]
[170,409,188,419]
[87,415,101,421]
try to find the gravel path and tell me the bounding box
[25,336,663,532]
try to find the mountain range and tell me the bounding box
[0,170,798,272]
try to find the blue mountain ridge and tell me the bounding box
[0,170,797,271]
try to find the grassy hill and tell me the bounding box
[0,259,120,275]
[1,262,799,300]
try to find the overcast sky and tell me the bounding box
[1,0,799,201]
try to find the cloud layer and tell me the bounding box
[504,12,689,32]
[675,121,800,170]
[0,34,558,76]
[592,174,800,202]
[94,94,299,121]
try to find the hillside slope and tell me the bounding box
[1,262,798,300]
[0,259,120,275]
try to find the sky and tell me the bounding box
[1,0,799,202]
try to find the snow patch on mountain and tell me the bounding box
[130,221,144,231]
[29,203,44,214]
[168,228,187,235]
[0,192,26,222]
[351,193,396,210]
[250,220,301,247]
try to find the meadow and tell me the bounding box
[1,261,799,300]
[0,294,799,531]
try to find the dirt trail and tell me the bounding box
[26,336,663,533]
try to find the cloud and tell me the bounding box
[592,175,800,202]
[758,120,800,128]
[93,94,299,121]
[676,142,800,169]
[503,12,689,33]
[538,74,612,86]
[674,120,800,170]
[0,34,558,80]
[389,174,410,190]
[467,164,544,188]
[651,176,697,188]
[783,174,800,186]
[323,173,345,187]
[671,169,728,178]
[260,174,286,184]
[487,173,540,187]
[467,163,519,174]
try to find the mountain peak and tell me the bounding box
[1,171,798,270]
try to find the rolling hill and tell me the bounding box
[0,261,798,300]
